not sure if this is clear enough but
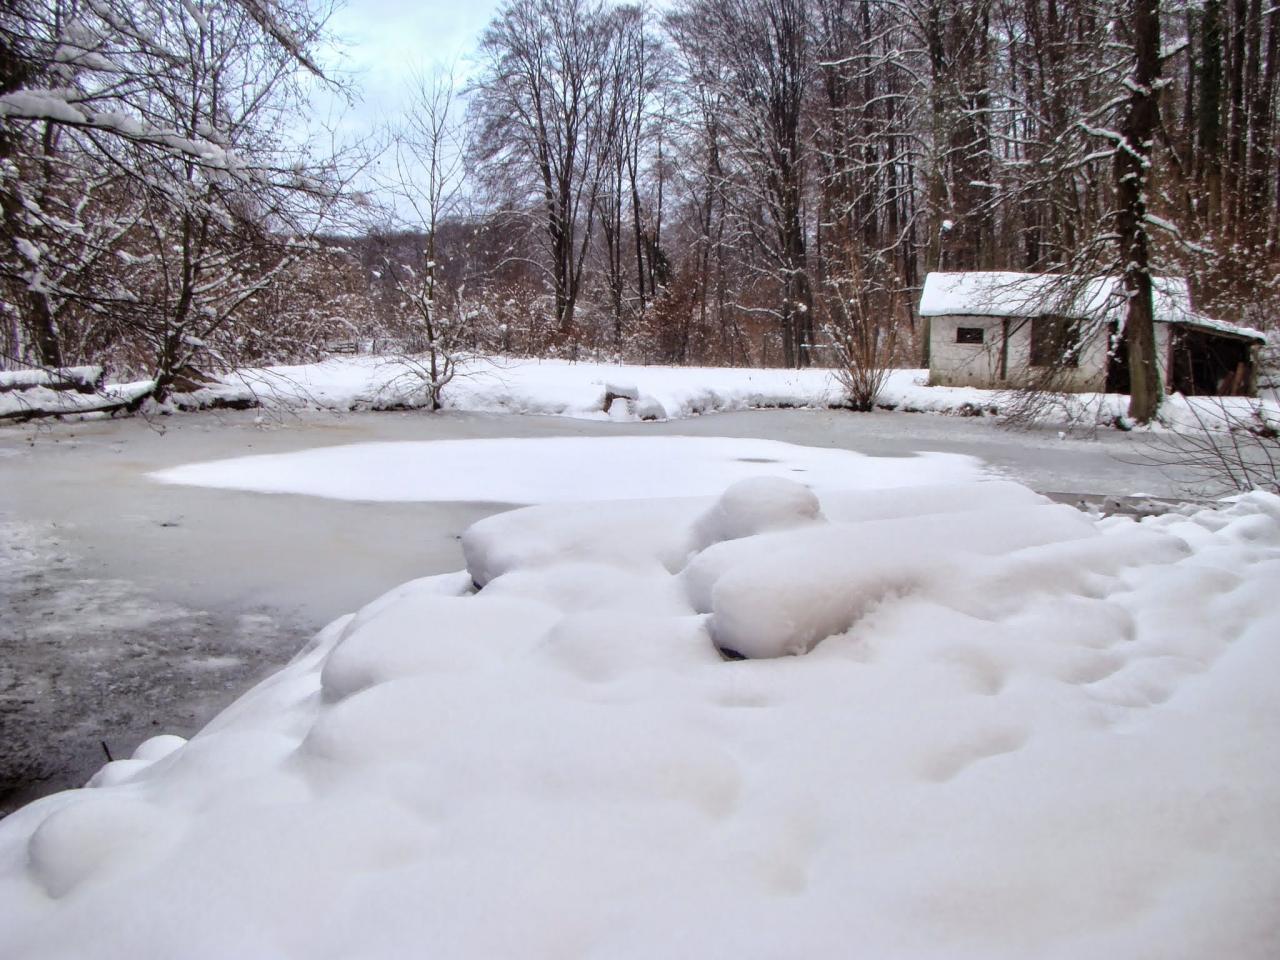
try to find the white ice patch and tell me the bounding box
[149,436,984,504]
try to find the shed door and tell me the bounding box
[1169,327,1253,396]
[1105,323,1130,394]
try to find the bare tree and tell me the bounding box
[668,0,817,368]
[0,0,344,390]
[379,67,469,410]
[5,0,1277,391]
[922,0,995,272]
[664,23,740,363]
[1138,396,1280,493]
[111,0,345,398]
[822,249,901,410]
[590,4,667,348]
[470,0,619,341]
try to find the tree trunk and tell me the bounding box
[1225,0,1247,236]
[1246,0,1278,244]
[1116,0,1163,423]
[1241,0,1267,246]
[25,290,64,368]
[1197,0,1224,222]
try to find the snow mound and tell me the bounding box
[26,795,179,898]
[3,481,1279,958]
[463,497,707,585]
[319,596,559,701]
[686,501,1099,658]
[689,476,824,552]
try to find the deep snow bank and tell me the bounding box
[2,479,1279,959]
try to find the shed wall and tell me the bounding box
[928,314,1110,392]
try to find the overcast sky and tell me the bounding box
[317,0,500,135]
[297,0,502,225]
[308,0,670,224]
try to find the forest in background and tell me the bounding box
[2,0,1278,410]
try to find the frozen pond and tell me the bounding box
[1,407,1196,813]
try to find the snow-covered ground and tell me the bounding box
[4,406,1277,955]
[231,355,1277,432]
[2,453,1278,958]
[6,355,1275,435]
[2,422,1280,960]
[233,355,842,419]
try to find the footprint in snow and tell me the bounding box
[918,726,1030,783]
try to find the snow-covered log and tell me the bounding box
[0,367,105,394]
[0,381,154,421]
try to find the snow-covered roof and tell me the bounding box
[1175,312,1267,343]
[918,272,1263,341]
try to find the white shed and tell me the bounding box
[919,271,1266,395]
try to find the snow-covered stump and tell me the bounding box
[600,381,639,411]
[598,381,668,421]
